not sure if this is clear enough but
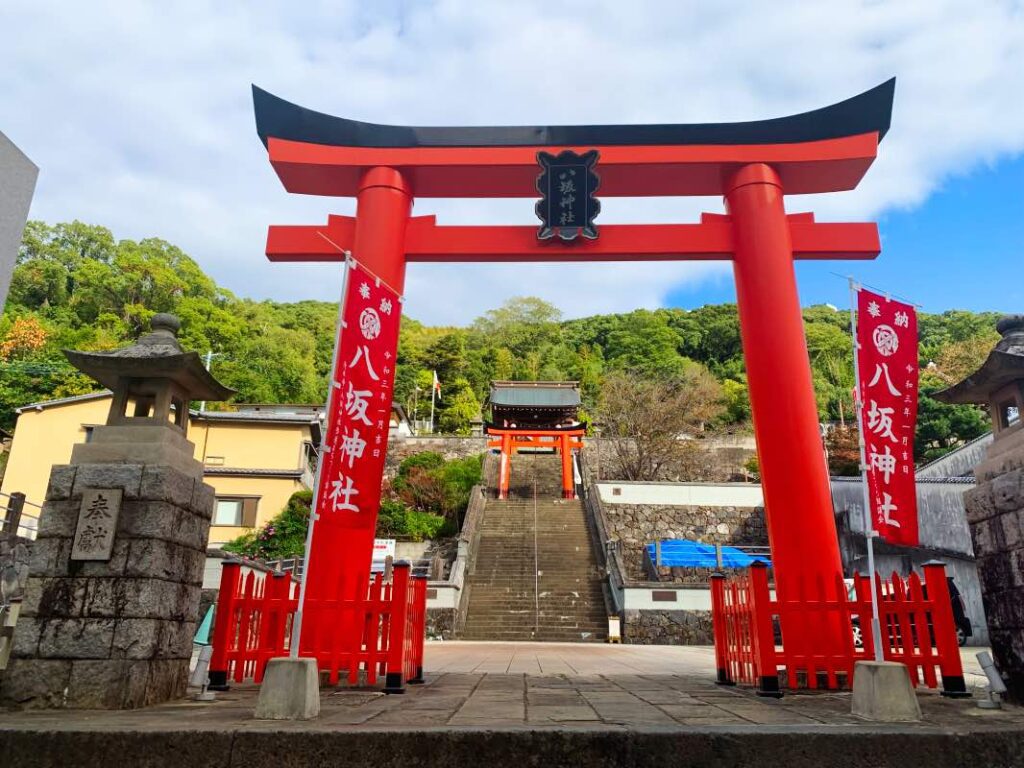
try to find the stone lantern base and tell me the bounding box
[0,461,213,709]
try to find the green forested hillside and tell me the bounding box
[1,221,994,463]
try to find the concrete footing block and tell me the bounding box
[851,660,922,722]
[254,657,320,721]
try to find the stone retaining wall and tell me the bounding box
[426,607,455,640]
[385,437,488,478]
[623,609,714,645]
[603,504,767,580]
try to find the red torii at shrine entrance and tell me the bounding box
[254,80,895,658]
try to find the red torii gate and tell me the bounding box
[254,80,895,660]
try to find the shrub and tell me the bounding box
[222,490,311,560]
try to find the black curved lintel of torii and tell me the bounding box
[252,78,895,151]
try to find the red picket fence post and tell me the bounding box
[407,575,428,684]
[747,561,781,697]
[922,561,969,697]
[709,573,734,685]
[207,559,242,690]
[383,561,411,694]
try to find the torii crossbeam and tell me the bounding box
[254,79,896,664]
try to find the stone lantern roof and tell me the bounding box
[933,315,1024,405]
[63,313,234,403]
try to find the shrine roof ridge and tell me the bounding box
[253,79,894,150]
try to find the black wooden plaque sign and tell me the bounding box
[535,149,600,241]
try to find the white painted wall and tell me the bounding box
[597,482,764,507]
[623,587,712,611]
[427,584,458,609]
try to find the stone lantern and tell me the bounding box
[64,313,233,475]
[934,314,1024,703]
[0,314,233,709]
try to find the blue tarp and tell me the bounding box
[646,539,771,568]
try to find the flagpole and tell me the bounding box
[290,255,353,659]
[849,277,884,662]
[429,371,437,434]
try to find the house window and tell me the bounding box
[213,497,260,527]
[213,499,243,526]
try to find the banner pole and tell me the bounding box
[289,255,354,659]
[848,277,885,662]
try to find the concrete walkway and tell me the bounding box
[1,643,1021,768]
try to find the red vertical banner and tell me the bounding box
[856,288,919,546]
[306,259,402,604]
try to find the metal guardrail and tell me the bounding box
[0,491,42,541]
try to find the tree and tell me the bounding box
[437,377,480,435]
[915,373,990,463]
[597,369,724,480]
[605,310,689,377]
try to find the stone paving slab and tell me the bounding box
[1,643,1022,767]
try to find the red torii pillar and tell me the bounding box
[252,79,896,651]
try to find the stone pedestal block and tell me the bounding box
[851,661,922,722]
[0,462,214,709]
[254,657,321,720]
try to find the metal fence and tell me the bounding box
[0,492,42,540]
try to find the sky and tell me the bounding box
[1,0,1022,324]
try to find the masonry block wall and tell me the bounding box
[602,503,767,581]
[0,463,213,709]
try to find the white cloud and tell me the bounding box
[1,0,1021,324]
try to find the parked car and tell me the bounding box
[848,576,972,648]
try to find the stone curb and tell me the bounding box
[2,726,1024,768]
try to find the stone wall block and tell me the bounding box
[44,465,77,501]
[144,659,188,706]
[964,483,998,524]
[177,508,211,551]
[125,538,196,582]
[158,619,197,659]
[1012,548,1024,588]
[77,539,130,578]
[992,470,1024,513]
[71,463,144,499]
[0,659,72,708]
[28,536,70,578]
[33,577,90,619]
[67,659,131,708]
[10,615,42,657]
[978,552,1013,596]
[111,618,164,659]
[35,499,81,538]
[140,465,197,508]
[1001,511,1023,551]
[37,617,114,659]
[117,579,187,620]
[190,481,216,521]
[117,500,183,541]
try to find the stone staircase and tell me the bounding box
[460,453,607,642]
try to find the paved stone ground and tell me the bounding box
[0,642,1015,729]
[1,643,1023,767]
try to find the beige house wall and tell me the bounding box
[1,394,313,548]
[204,475,306,548]
[1,397,111,505]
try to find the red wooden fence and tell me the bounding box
[207,559,427,693]
[710,561,968,697]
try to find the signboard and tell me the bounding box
[305,259,403,601]
[371,538,397,573]
[535,149,600,241]
[856,288,919,546]
[71,488,122,561]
